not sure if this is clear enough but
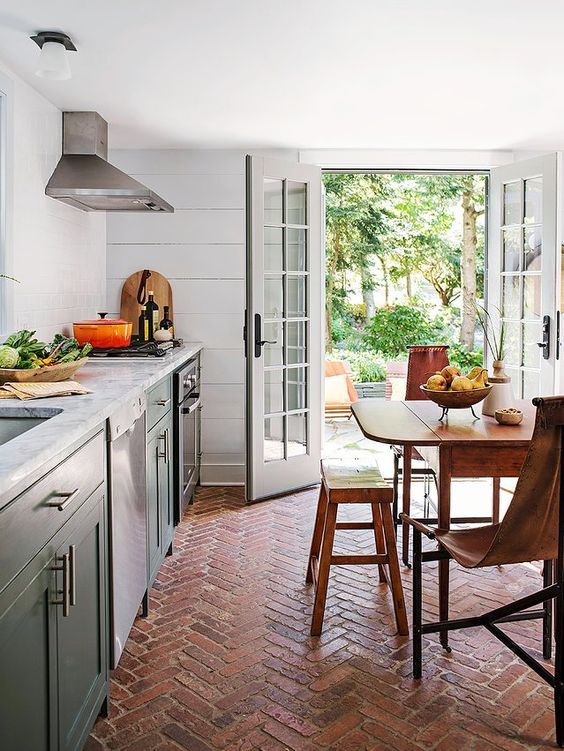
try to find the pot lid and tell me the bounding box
[74,313,131,325]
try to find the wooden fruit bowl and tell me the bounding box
[0,358,89,385]
[420,384,492,418]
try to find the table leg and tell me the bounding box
[438,445,452,651]
[402,445,413,567]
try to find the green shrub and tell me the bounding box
[446,342,483,372]
[365,305,446,358]
[328,350,386,383]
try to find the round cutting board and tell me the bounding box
[120,270,173,337]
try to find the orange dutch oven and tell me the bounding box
[73,313,133,349]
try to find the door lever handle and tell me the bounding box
[260,340,277,346]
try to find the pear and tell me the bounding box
[440,365,461,386]
[470,369,489,389]
[426,374,447,391]
[466,366,485,380]
[451,376,473,392]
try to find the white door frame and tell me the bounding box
[245,155,323,502]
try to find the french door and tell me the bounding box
[488,154,557,398]
[245,156,323,502]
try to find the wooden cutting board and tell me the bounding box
[120,270,173,337]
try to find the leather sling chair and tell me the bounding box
[401,395,563,746]
[395,345,502,568]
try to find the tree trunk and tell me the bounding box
[406,273,413,299]
[360,267,375,321]
[460,178,478,349]
[377,256,389,306]
[325,228,340,352]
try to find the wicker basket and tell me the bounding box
[419,384,492,409]
[0,358,89,385]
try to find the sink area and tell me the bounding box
[0,407,63,446]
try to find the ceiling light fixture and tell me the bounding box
[30,31,77,81]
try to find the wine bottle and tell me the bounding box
[138,306,149,342]
[159,305,174,337]
[145,291,159,338]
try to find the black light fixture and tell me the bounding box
[30,31,77,80]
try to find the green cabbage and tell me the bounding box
[0,345,20,368]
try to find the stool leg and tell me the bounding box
[306,484,328,584]
[392,448,400,531]
[381,503,409,636]
[371,503,388,584]
[492,478,500,524]
[311,502,338,637]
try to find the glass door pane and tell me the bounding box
[500,175,542,398]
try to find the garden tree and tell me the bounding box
[323,174,391,349]
[460,175,485,349]
[386,174,485,347]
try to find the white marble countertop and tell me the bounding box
[0,343,203,508]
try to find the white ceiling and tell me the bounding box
[0,0,563,151]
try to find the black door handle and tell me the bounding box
[537,314,550,360]
[254,313,277,357]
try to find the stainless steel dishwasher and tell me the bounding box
[107,393,147,668]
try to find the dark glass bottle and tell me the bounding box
[138,305,149,342]
[159,305,174,337]
[145,291,159,339]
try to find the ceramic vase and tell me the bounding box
[482,359,516,417]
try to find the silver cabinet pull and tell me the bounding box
[158,429,170,463]
[69,545,76,607]
[156,398,171,407]
[46,488,80,511]
[52,553,70,617]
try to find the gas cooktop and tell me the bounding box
[89,340,179,358]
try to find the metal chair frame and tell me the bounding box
[399,399,564,745]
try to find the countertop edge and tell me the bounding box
[0,343,203,509]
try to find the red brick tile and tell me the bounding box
[88,486,558,751]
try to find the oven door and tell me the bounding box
[180,391,200,516]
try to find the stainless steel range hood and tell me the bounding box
[46,112,174,212]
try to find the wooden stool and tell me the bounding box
[306,458,409,637]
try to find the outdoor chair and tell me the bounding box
[324,359,359,419]
[400,395,562,746]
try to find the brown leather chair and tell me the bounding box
[392,346,450,563]
[395,345,502,567]
[401,395,563,747]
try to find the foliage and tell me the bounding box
[364,304,446,358]
[476,303,505,360]
[445,341,484,372]
[329,350,387,383]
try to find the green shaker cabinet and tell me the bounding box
[57,489,107,751]
[147,410,174,586]
[0,436,107,751]
[0,544,58,751]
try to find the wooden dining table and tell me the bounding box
[351,398,535,647]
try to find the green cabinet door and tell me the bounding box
[147,412,174,587]
[147,428,162,585]
[57,490,107,751]
[0,546,58,751]
[159,413,174,556]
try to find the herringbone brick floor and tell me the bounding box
[87,485,557,751]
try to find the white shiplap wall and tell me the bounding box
[107,149,284,485]
[1,61,106,341]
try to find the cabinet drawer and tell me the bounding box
[0,430,105,593]
[147,376,172,431]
